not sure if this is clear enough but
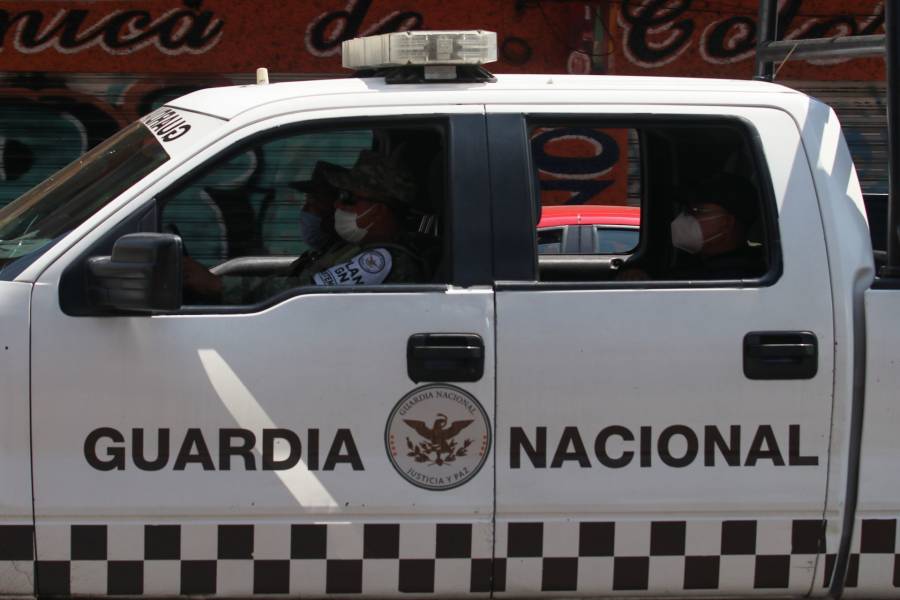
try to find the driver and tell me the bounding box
[243,150,425,301]
[181,160,347,303]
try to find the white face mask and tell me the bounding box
[334,208,369,243]
[670,212,704,254]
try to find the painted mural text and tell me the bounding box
[0,1,223,56]
[306,0,422,57]
[620,0,884,68]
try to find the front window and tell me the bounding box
[0,121,169,279]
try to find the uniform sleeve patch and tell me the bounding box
[313,248,392,286]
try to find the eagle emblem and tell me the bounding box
[404,413,474,465]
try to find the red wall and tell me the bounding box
[0,0,885,79]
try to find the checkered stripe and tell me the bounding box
[829,517,900,596]
[495,518,825,595]
[32,521,493,596]
[0,524,35,595]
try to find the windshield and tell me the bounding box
[0,121,169,279]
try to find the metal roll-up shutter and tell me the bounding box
[0,72,239,209]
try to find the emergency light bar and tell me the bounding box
[342,30,497,69]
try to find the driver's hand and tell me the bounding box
[182,256,223,299]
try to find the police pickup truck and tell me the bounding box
[0,30,895,599]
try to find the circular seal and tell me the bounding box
[359,250,386,274]
[385,384,491,491]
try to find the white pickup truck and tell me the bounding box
[0,31,895,599]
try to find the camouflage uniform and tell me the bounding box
[222,241,425,304]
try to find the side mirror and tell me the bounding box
[87,233,182,312]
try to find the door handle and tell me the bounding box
[407,333,484,383]
[743,331,818,380]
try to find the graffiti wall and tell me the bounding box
[0,73,235,205]
[0,0,573,74]
[610,0,885,80]
[0,0,889,210]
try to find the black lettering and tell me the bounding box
[156,118,186,136]
[173,428,215,470]
[658,425,699,467]
[594,425,634,468]
[550,426,590,468]
[788,424,818,466]
[621,0,693,64]
[219,429,256,471]
[640,425,652,467]
[161,124,190,142]
[181,6,225,48]
[262,428,302,470]
[307,0,422,56]
[307,428,319,471]
[745,425,786,466]
[704,425,740,466]
[84,427,125,471]
[510,426,546,468]
[324,429,363,470]
[133,428,169,471]
[703,15,756,61]
[102,10,153,50]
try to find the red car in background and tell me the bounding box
[537,204,640,254]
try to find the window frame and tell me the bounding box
[59,113,493,316]
[490,113,783,290]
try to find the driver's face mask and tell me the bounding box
[334,205,371,243]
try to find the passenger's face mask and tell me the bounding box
[299,210,328,250]
[670,211,704,254]
[671,203,740,256]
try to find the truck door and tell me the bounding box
[489,107,835,597]
[29,108,496,597]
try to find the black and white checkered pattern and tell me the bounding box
[495,518,825,595]
[33,521,494,596]
[11,517,881,596]
[828,517,900,596]
[0,524,35,595]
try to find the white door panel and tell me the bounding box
[29,107,496,597]
[492,106,834,597]
[32,289,495,516]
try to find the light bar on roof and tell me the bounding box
[342,30,497,69]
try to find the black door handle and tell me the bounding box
[407,333,484,383]
[743,331,818,380]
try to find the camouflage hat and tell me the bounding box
[324,150,416,206]
[291,161,348,194]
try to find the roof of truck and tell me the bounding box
[168,74,805,121]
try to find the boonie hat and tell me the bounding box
[291,161,348,194]
[324,150,416,207]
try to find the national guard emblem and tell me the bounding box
[385,384,491,491]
